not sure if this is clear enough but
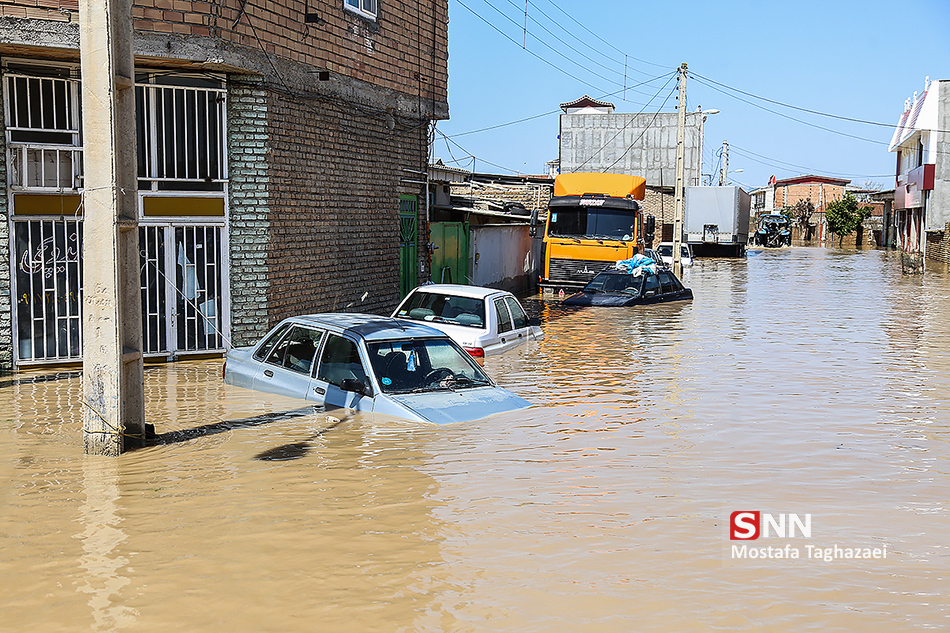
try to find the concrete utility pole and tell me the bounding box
[80,0,145,455]
[719,140,729,186]
[672,63,687,278]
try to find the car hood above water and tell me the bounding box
[385,387,531,424]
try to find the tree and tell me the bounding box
[824,194,873,245]
[790,198,815,241]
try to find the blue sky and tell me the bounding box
[434,0,950,190]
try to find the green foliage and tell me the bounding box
[824,194,873,243]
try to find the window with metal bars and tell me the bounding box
[135,73,227,192]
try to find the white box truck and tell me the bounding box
[684,186,751,257]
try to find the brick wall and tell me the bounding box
[226,81,429,344]
[0,1,448,106]
[774,183,845,212]
[227,80,272,347]
[926,223,950,265]
[450,181,553,216]
[639,187,675,224]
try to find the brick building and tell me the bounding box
[751,175,850,243]
[0,0,447,369]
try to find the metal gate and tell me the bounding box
[139,224,225,355]
[430,221,469,285]
[399,195,418,297]
[13,218,82,361]
[12,220,226,363]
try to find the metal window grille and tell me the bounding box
[4,70,83,192]
[5,73,80,135]
[136,83,227,184]
[13,219,83,361]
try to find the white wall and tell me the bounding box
[469,225,540,294]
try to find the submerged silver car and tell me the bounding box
[223,313,530,424]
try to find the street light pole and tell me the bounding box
[672,63,687,278]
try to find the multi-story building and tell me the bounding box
[888,78,950,266]
[0,0,448,369]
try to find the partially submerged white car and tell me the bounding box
[655,242,694,268]
[391,284,544,359]
[224,313,530,424]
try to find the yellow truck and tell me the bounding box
[541,172,647,295]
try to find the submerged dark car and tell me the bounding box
[562,268,693,307]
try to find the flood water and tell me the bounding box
[2,247,949,632]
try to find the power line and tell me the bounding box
[435,128,522,174]
[444,72,675,139]
[691,75,891,147]
[567,73,676,171]
[728,144,892,181]
[692,71,950,133]
[456,0,609,94]
[538,0,670,72]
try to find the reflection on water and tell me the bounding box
[76,458,136,631]
[1,248,949,631]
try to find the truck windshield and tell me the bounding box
[548,207,637,240]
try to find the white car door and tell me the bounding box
[311,333,374,414]
[491,296,522,354]
[252,325,326,403]
[503,295,532,347]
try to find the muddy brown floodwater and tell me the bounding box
[2,247,949,632]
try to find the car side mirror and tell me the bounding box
[340,378,372,397]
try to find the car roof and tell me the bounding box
[406,284,508,300]
[285,313,448,341]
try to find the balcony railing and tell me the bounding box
[8,144,83,191]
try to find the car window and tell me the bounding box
[253,323,291,361]
[368,339,491,393]
[504,296,528,329]
[317,334,368,387]
[394,291,486,329]
[657,272,685,293]
[265,326,323,375]
[494,298,513,333]
[644,275,660,295]
[602,274,641,295]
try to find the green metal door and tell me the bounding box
[430,222,469,285]
[399,196,418,297]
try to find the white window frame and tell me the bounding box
[344,0,377,20]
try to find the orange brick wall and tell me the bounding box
[0,0,448,104]
[773,182,846,212]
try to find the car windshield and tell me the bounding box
[761,215,789,227]
[394,291,486,329]
[656,245,672,257]
[368,338,493,394]
[548,206,638,240]
[582,272,641,296]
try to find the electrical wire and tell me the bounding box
[691,75,891,147]
[455,0,610,94]
[537,0,670,72]
[728,143,892,180]
[692,71,950,134]
[443,72,675,139]
[568,72,676,171]
[603,79,677,171]
[436,128,521,174]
